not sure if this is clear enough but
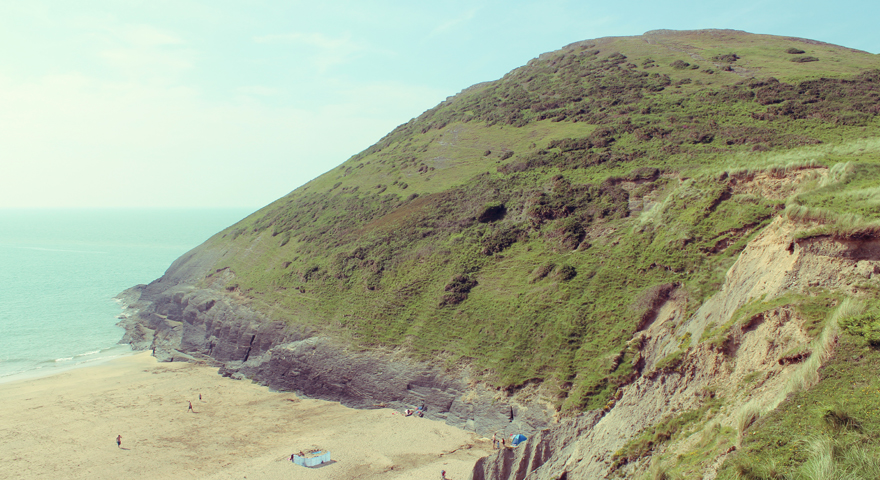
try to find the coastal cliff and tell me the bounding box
[119,29,880,478]
[118,281,554,437]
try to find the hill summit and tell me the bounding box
[120,30,880,478]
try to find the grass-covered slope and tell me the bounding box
[187,29,880,418]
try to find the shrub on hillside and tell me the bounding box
[548,137,593,152]
[712,53,740,63]
[279,230,291,247]
[633,126,671,142]
[786,47,806,54]
[624,167,661,182]
[530,264,555,283]
[670,60,691,69]
[556,217,587,250]
[477,203,507,223]
[440,274,478,306]
[481,227,519,255]
[823,405,863,431]
[556,264,577,281]
[687,130,715,144]
[791,56,819,63]
[753,78,798,105]
[603,52,628,65]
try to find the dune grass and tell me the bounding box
[717,299,880,479]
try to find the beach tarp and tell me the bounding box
[510,434,527,446]
[293,451,331,467]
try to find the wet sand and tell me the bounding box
[0,352,490,480]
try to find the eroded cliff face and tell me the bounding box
[117,281,554,438]
[468,216,880,480]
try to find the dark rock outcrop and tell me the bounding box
[470,412,603,480]
[117,283,553,438]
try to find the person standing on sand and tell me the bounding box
[188,401,194,412]
[116,435,122,448]
[441,470,448,479]
[492,433,497,449]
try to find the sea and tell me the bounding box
[0,208,255,382]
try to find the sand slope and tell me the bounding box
[0,352,489,479]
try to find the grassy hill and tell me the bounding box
[169,29,880,476]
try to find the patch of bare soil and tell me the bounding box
[728,167,827,200]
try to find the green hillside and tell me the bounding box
[179,29,880,475]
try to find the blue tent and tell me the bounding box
[510,434,527,446]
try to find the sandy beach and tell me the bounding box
[0,352,491,480]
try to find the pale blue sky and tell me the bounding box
[1,0,877,208]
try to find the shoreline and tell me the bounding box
[0,351,490,479]
[0,345,137,386]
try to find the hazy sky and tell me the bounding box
[2,0,878,209]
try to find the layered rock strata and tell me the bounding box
[117,283,553,438]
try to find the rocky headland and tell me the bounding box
[118,29,880,479]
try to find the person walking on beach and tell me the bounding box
[116,435,122,448]
[492,433,497,449]
[188,401,194,412]
[441,470,448,479]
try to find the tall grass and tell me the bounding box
[769,299,862,411]
[796,436,838,480]
[735,399,763,447]
[782,160,880,238]
[844,446,880,479]
[722,159,821,179]
[645,464,675,480]
[721,137,880,176]
[731,298,860,446]
[818,162,855,188]
[784,204,880,239]
[794,435,880,480]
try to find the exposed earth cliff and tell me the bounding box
[120,29,880,478]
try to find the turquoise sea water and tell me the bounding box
[0,208,254,380]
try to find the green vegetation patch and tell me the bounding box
[612,396,723,471]
[717,333,880,479]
